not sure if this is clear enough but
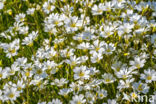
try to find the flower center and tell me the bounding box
[136,64,140,69]
[122,75,127,79]
[28,42,33,47]
[106,49,111,52]
[131,93,137,98]
[0,74,2,78]
[138,84,143,91]
[8,93,15,98]
[79,71,85,77]
[96,47,100,51]
[98,9,103,13]
[106,32,111,36]
[77,101,82,104]
[70,23,76,27]
[106,7,111,11]
[71,61,76,66]
[10,70,15,74]
[100,93,104,97]
[17,87,22,91]
[36,69,42,75]
[147,75,152,80]
[9,49,16,54]
[48,65,51,69]
[25,71,30,77]
[54,21,59,25]
[105,79,111,83]
[47,5,51,10]
[20,18,24,21]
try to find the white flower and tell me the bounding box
[44,13,64,29]
[111,61,126,72]
[140,69,156,83]
[51,78,68,87]
[13,21,24,31]
[1,39,20,58]
[88,67,99,75]
[92,3,105,15]
[118,23,134,36]
[78,27,95,41]
[0,67,8,80]
[64,16,79,32]
[104,99,118,104]
[79,56,88,63]
[15,13,26,22]
[13,80,25,92]
[100,25,114,38]
[60,5,73,15]
[73,65,90,80]
[47,47,57,58]
[102,73,116,84]
[129,13,141,22]
[85,92,96,104]
[70,94,86,104]
[103,1,114,11]
[117,78,135,90]
[43,2,55,14]
[69,82,83,92]
[77,42,91,51]
[90,39,105,54]
[48,99,62,104]
[115,67,138,79]
[113,0,125,9]
[3,87,20,101]
[103,43,116,55]
[26,8,35,15]
[59,88,72,96]
[22,31,38,46]
[97,89,107,99]
[132,81,149,94]
[60,48,75,58]
[65,55,82,66]
[33,63,47,78]
[19,26,29,35]
[30,76,43,86]
[129,56,146,69]
[44,60,57,70]
[6,63,20,76]
[91,52,103,63]
[22,35,33,46]
[88,79,103,88]
[77,31,95,41]
[14,57,27,67]
[30,31,38,40]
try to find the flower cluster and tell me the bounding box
[0,0,156,104]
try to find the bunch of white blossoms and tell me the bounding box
[0,0,156,104]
